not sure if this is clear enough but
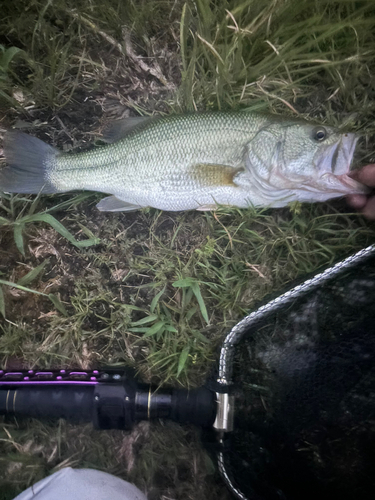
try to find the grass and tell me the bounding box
[0,0,375,499]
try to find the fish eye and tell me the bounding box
[312,127,327,142]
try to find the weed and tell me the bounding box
[0,193,99,255]
[0,0,375,499]
[0,44,25,106]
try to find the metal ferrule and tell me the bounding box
[213,392,234,432]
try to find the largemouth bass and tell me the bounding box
[0,112,366,212]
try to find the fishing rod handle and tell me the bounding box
[0,369,216,429]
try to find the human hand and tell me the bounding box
[347,164,375,219]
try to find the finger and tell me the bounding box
[346,194,367,209]
[356,164,375,187]
[362,196,375,220]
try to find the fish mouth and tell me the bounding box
[317,172,369,195]
[314,133,368,195]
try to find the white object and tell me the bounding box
[12,467,147,500]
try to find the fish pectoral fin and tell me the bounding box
[96,196,142,212]
[190,164,243,187]
[100,116,154,143]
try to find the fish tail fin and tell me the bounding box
[1,130,60,194]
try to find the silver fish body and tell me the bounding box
[1,112,366,212]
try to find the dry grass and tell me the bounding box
[0,0,375,499]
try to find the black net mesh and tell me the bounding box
[229,253,375,500]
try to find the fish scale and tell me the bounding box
[1,111,366,211]
[50,112,265,211]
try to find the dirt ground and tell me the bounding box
[1,1,375,499]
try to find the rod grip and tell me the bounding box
[0,386,94,423]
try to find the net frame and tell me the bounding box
[216,244,375,500]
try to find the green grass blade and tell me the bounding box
[150,286,166,313]
[0,279,46,295]
[0,216,10,225]
[172,278,193,287]
[142,320,166,338]
[186,305,198,321]
[44,193,96,214]
[177,345,190,377]
[0,46,24,72]
[0,286,5,318]
[164,325,178,333]
[0,279,67,316]
[0,88,18,106]
[180,3,189,74]
[195,0,213,38]
[13,223,25,256]
[21,213,100,248]
[191,282,209,324]
[48,293,68,316]
[191,329,210,344]
[17,260,48,287]
[77,222,100,240]
[182,287,193,309]
[131,314,159,326]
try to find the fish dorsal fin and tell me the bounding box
[101,116,154,143]
[96,196,142,212]
[189,164,243,187]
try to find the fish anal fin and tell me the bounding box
[190,164,243,187]
[196,204,218,211]
[96,196,142,212]
[101,116,154,143]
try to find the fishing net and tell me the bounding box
[221,247,375,500]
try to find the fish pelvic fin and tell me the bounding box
[1,131,60,194]
[189,164,242,187]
